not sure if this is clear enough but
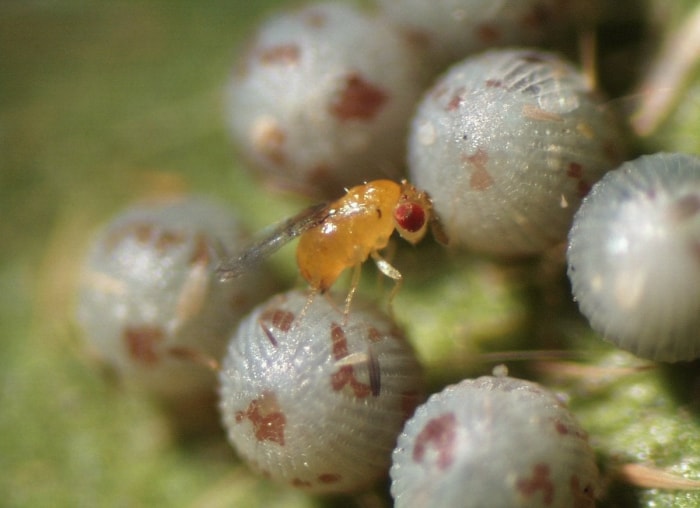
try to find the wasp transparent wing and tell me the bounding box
[216,201,330,281]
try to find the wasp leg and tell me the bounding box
[342,262,363,324]
[371,250,402,316]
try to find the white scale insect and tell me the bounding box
[408,48,625,256]
[225,2,430,197]
[390,375,599,508]
[568,152,700,362]
[218,289,424,494]
[76,197,275,400]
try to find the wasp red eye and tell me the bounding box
[394,202,426,233]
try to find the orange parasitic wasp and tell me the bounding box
[217,179,444,312]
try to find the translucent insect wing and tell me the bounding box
[217,201,330,280]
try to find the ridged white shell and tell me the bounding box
[226,2,430,197]
[567,152,700,362]
[390,376,599,508]
[408,48,625,256]
[77,197,274,400]
[218,289,424,494]
[376,0,573,71]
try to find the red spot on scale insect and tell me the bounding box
[123,326,164,365]
[464,148,494,191]
[235,391,287,445]
[317,473,342,484]
[412,413,457,470]
[154,229,187,252]
[104,222,185,253]
[303,9,327,28]
[250,118,287,166]
[330,73,388,121]
[446,94,463,111]
[516,463,556,504]
[259,308,296,347]
[566,162,592,197]
[291,478,313,488]
[552,417,589,440]
[485,79,503,88]
[329,322,373,398]
[260,308,295,333]
[258,44,301,65]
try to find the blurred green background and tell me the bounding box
[2,1,700,507]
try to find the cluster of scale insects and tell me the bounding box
[76,1,700,506]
